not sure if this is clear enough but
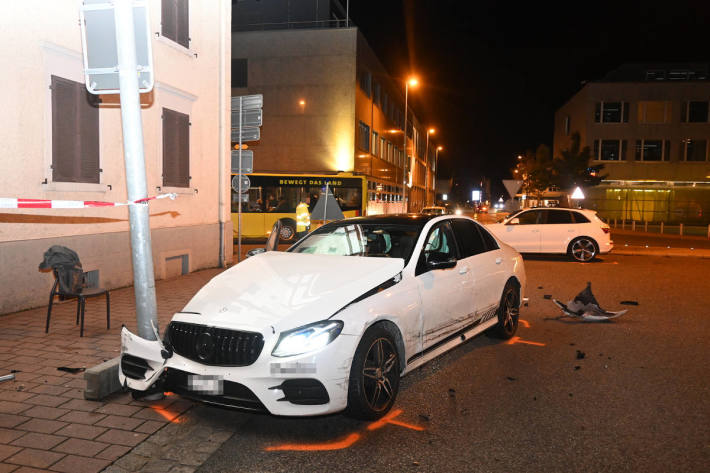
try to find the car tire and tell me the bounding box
[568,237,598,262]
[345,324,400,420]
[278,221,296,241]
[491,282,519,339]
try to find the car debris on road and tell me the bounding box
[552,282,628,321]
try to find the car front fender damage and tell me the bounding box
[119,326,166,391]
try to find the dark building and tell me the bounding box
[554,63,710,224]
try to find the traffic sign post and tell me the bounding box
[232,94,262,261]
[79,0,158,341]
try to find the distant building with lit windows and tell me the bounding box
[231,0,437,213]
[554,63,710,224]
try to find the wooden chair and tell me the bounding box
[45,269,110,337]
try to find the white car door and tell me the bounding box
[415,221,470,349]
[450,219,505,320]
[539,209,577,252]
[497,209,543,253]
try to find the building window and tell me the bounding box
[683,139,708,162]
[681,101,709,123]
[645,70,666,81]
[372,131,379,156]
[638,101,671,123]
[594,139,626,161]
[51,75,100,183]
[358,69,371,97]
[357,121,370,152]
[231,58,247,88]
[564,116,570,135]
[162,108,190,187]
[634,139,670,162]
[373,81,381,107]
[594,101,629,123]
[161,0,189,48]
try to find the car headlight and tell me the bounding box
[455,208,462,215]
[272,320,344,357]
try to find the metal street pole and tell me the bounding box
[114,0,158,340]
[401,82,408,212]
[237,97,243,262]
[425,131,430,206]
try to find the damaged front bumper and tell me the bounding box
[118,326,358,416]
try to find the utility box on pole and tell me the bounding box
[79,0,158,340]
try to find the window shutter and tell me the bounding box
[623,102,629,122]
[52,76,78,182]
[79,88,100,183]
[664,140,670,161]
[163,108,190,187]
[162,0,176,42]
[621,140,627,160]
[594,103,601,122]
[177,0,189,48]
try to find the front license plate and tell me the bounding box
[187,374,224,395]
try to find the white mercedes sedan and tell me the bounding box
[119,214,526,420]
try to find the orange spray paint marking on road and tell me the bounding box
[506,336,546,347]
[264,410,424,452]
[367,409,425,431]
[519,319,531,328]
[265,433,361,451]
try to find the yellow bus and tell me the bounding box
[231,172,368,241]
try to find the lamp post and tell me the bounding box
[434,145,443,196]
[424,128,435,206]
[401,76,418,212]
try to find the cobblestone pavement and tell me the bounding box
[0,267,226,473]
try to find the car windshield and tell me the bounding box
[289,223,421,264]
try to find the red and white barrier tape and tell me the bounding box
[0,193,177,209]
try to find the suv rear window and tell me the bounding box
[571,211,590,223]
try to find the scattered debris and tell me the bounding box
[576,350,585,359]
[57,367,85,374]
[620,300,639,306]
[574,366,581,371]
[413,461,420,466]
[533,396,537,401]
[569,393,573,397]
[569,343,576,346]
[506,376,517,381]
[552,282,628,321]
[418,414,430,422]
[0,373,15,383]
[448,388,456,397]
[537,286,543,289]
[543,294,552,300]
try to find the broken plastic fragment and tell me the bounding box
[552,282,628,321]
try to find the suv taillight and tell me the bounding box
[601,227,610,234]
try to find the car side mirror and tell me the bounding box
[506,217,520,225]
[246,248,266,258]
[265,220,282,251]
[425,252,457,270]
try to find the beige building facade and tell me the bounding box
[554,64,710,224]
[231,25,437,215]
[0,0,233,314]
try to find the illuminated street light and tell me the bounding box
[298,99,306,106]
[401,76,418,210]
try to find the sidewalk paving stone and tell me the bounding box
[14,419,67,435]
[10,432,66,450]
[47,455,110,473]
[3,448,64,469]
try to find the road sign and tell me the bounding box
[231,109,262,127]
[79,0,154,94]
[502,179,523,199]
[231,94,263,110]
[231,126,260,142]
[231,175,250,193]
[231,150,253,174]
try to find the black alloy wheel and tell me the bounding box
[346,325,400,420]
[279,223,296,241]
[569,237,597,262]
[492,283,519,339]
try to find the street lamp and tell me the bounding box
[401,76,418,211]
[434,145,443,195]
[425,128,435,206]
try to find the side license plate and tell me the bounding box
[187,374,224,395]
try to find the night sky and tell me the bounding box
[348,0,709,198]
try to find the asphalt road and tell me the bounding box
[194,254,709,473]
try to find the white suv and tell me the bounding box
[486,208,612,262]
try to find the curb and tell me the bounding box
[613,248,710,258]
[84,356,122,400]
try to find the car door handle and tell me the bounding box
[459,266,469,274]
[495,257,502,264]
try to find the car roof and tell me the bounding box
[330,213,440,229]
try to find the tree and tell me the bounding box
[552,132,605,190]
[512,144,555,201]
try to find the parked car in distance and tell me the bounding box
[421,206,447,215]
[485,208,612,262]
[120,214,526,420]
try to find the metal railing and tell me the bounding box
[611,219,710,238]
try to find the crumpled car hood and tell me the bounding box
[177,252,405,333]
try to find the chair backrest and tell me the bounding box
[53,267,85,295]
